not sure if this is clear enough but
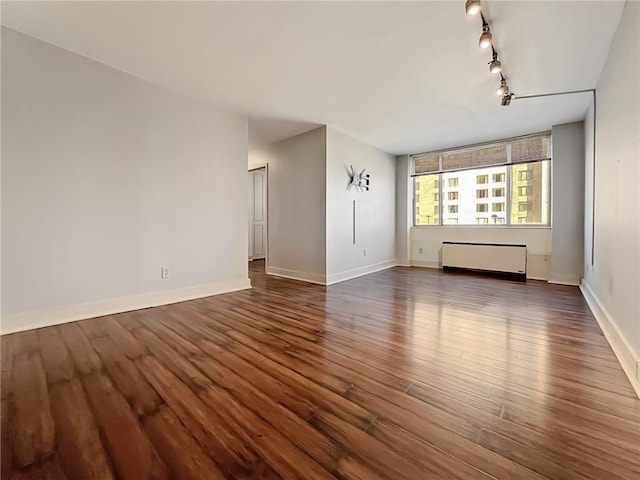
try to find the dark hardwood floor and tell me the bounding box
[2,263,639,479]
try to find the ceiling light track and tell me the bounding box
[466,1,511,105]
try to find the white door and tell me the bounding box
[249,169,267,260]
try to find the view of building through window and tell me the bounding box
[414,161,550,226]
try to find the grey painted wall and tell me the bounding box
[1,28,249,316]
[325,127,396,281]
[583,2,639,358]
[248,127,327,282]
[395,155,411,265]
[550,122,585,285]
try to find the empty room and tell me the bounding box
[1,1,639,479]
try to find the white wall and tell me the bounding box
[1,28,250,332]
[550,122,585,285]
[411,227,552,280]
[325,128,396,283]
[582,1,640,391]
[395,155,411,266]
[248,127,327,284]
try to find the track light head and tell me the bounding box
[496,74,508,96]
[489,58,502,74]
[479,26,492,49]
[489,50,501,74]
[465,0,481,16]
[501,93,514,106]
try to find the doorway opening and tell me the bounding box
[248,166,267,274]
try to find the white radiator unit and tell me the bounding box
[442,242,527,280]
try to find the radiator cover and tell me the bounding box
[441,241,527,279]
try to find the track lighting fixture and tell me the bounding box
[465,0,481,16]
[466,2,513,104]
[489,58,501,74]
[501,93,514,106]
[479,18,492,49]
[496,75,508,96]
[489,49,501,74]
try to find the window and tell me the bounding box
[518,170,532,180]
[518,186,532,196]
[413,173,439,225]
[493,173,505,182]
[413,133,550,226]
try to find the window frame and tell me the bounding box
[411,132,551,228]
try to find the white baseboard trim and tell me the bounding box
[1,278,252,335]
[411,260,440,269]
[395,259,412,268]
[325,260,397,286]
[265,267,326,285]
[580,279,640,399]
[548,273,581,286]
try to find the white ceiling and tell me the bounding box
[1,1,624,155]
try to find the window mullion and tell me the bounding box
[506,143,513,225]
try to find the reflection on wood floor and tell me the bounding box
[2,265,639,479]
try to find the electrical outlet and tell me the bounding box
[161,267,170,279]
[418,247,423,254]
[364,248,367,256]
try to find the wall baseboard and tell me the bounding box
[265,266,326,285]
[410,260,440,269]
[1,278,252,335]
[395,259,412,268]
[325,260,397,285]
[548,273,581,286]
[580,279,640,399]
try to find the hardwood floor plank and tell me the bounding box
[190,351,345,471]
[48,379,115,479]
[90,335,162,416]
[309,410,444,480]
[366,419,495,480]
[8,455,68,480]
[135,355,263,478]
[143,406,226,480]
[82,371,168,480]
[344,387,547,480]
[37,329,74,384]
[333,454,390,480]
[197,383,336,480]
[12,353,56,468]
[478,428,631,480]
[102,316,147,359]
[57,323,102,376]
[1,336,15,399]
[132,328,212,391]
[182,316,376,429]
[2,264,639,479]
[1,396,14,476]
